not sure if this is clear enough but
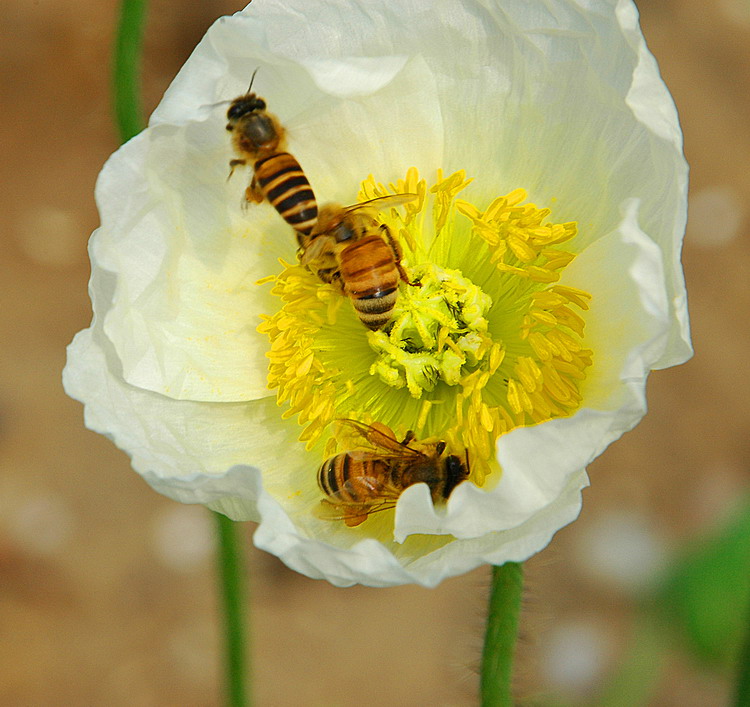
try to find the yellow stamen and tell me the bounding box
[258,169,593,493]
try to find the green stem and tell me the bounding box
[481,562,524,706]
[214,512,250,707]
[112,0,147,142]
[736,611,750,707]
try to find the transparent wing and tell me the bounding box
[315,478,401,527]
[315,498,399,526]
[300,233,335,266]
[334,419,423,458]
[343,193,419,215]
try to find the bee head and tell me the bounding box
[225,94,267,128]
[441,453,469,499]
[333,222,357,243]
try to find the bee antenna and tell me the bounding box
[464,447,470,470]
[247,67,260,94]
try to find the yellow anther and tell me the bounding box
[258,168,592,498]
[416,399,432,432]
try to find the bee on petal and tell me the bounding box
[317,419,469,527]
[226,72,318,240]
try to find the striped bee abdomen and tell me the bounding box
[254,152,318,235]
[317,453,390,503]
[340,236,400,330]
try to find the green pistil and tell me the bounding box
[368,263,493,398]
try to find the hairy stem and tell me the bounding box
[481,562,524,706]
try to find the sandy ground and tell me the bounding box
[1,0,748,704]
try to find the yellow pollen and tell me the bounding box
[257,169,593,489]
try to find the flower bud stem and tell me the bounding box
[113,0,147,143]
[215,512,250,707]
[481,562,523,706]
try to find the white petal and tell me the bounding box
[64,309,588,586]
[99,35,444,404]
[251,467,587,588]
[129,0,690,398]
[151,11,445,197]
[497,198,672,495]
[225,0,690,365]
[93,123,287,402]
[434,0,691,368]
[64,319,581,587]
[302,55,409,97]
[63,322,310,516]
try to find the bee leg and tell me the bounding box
[330,271,345,293]
[294,230,307,250]
[380,224,421,287]
[245,176,265,204]
[227,159,246,180]
[400,430,416,446]
[344,513,368,528]
[311,266,335,284]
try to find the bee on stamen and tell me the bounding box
[300,194,420,330]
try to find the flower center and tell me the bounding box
[258,169,593,485]
[368,262,495,397]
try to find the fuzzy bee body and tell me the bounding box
[337,233,401,330]
[300,195,419,330]
[317,420,469,527]
[226,82,318,237]
[253,152,318,236]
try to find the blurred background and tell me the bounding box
[1,0,749,704]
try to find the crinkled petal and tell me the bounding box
[109,0,688,400]
[94,126,280,402]
[63,316,587,587]
[63,322,308,515]
[208,0,690,364]
[249,468,587,588]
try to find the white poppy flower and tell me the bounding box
[64,0,691,587]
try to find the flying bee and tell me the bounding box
[300,194,420,330]
[225,72,318,239]
[316,419,470,527]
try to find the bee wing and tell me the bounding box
[315,479,401,526]
[343,193,419,215]
[316,498,399,526]
[300,233,334,266]
[315,498,398,526]
[335,419,424,458]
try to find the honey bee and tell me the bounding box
[317,419,470,527]
[300,194,419,330]
[226,72,318,239]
